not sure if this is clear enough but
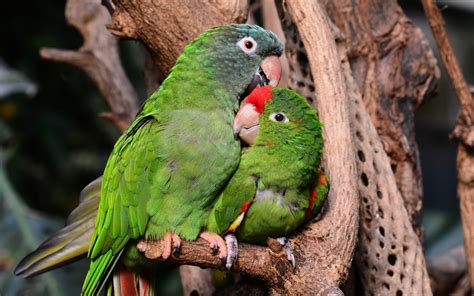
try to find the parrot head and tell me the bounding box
[234,87,322,147]
[174,24,283,102]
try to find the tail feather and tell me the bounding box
[108,266,157,296]
[67,177,102,224]
[15,177,101,277]
[119,266,138,296]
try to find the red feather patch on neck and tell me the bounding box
[244,85,273,113]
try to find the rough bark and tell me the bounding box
[273,0,360,293]
[40,0,138,132]
[325,0,440,239]
[108,0,248,75]
[421,0,474,290]
[278,1,433,294]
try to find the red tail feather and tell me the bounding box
[119,266,138,296]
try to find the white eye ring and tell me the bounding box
[237,36,257,55]
[269,112,289,123]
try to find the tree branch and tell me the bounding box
[421,0,474,289]
[40,0,138,132]
[326,0,440,239]
[272,0,360,293]
[109,0,248,75]
[278,1,432,294]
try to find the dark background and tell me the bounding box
[0,0,471,294]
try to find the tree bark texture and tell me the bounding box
[326,0,440,239]
[109,0,248,75]
[421,0,474,290]
[278,0,434,294]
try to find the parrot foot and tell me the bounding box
[276,237,296,269]
[224,234,239,271]
[137,232,181,260]
[199,232,227,259]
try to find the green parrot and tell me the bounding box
[208,86,329,268]
[15,24,283,295]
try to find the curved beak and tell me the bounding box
[260,55,281,87]
[233,103,260,145]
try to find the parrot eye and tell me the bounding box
[269,112,289,123]
[237,36,257,55]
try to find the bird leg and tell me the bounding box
[137,232,181,260]
[276,237,296,269]
[224,234,239,270]
[199,231,227,259]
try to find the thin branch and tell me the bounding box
[41,0,138,132]
[421,0,474,289]
[421,0,474,126]
[166,238,292,286]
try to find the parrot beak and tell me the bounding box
[260,56,281,87]
[242,56,282,99]
[233,103,260,145]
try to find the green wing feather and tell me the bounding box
[208,165,257,235]
[83,115,166,294]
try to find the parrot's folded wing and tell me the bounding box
[15,177,101,278]
[306,172,329,221]
[209,170,257,234]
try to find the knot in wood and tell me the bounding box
[108,9,137,39]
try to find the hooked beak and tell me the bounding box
[260,56,281,87]
[242,56,282,99]
[233,103,260,145]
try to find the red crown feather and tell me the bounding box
[244,85,273,113]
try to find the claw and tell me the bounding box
[199,232,227,259]
[224,234,239,271]
[211,243,219,255]
[276,237,296,269]
[173,239,181,254]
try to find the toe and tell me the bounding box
[145,241,163,259]
[137,240,147,252]
[199,232,227,259]
[161,233,173,259]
